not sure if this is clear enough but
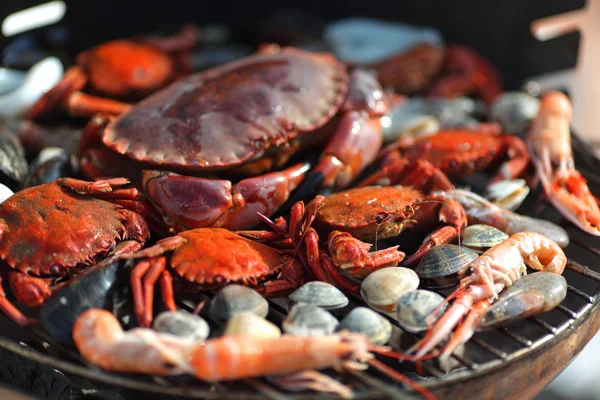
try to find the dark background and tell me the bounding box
[0,0,585,90]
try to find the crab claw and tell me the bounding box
[538,167,600,235]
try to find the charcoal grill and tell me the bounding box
[0,1,596,399]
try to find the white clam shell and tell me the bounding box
[360,267,419,312]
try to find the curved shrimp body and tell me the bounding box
[73,309,194,375]
[411,232,566,360]
[189,333,372,382]
[527,91,600,236]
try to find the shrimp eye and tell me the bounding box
[465,267,474,276]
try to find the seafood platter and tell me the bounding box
[0,5,598,400]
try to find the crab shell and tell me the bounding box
[0,182,133,275]
[403,131,514,176]
[169,228,297,286]
[314,186,423,242]
[79,41,175,100]
[102,47,349,171]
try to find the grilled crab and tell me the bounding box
[78,46,388,233]
[0,178,148,326]
[26,25,199,119]
[126,228,307,327]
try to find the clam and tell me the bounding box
[337,307,392,345]
[415,244,478,288]
[489,92,540,134]
[282,304,339,337]
[288,281,349,310]
[208,284,268,323]
[360,267,419,312]
[485,179,530,211]
[396,290,447,333]
[461,224,509,253]
[0,184,13,203]
[153,311,209,342]
[223,312,281,339]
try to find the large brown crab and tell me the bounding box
[0,178,149,325]
[126,228,306,327]
[78,46,388,233]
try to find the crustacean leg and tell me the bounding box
[358,157,454,191]
[281,70,388,208]
[528,91,600,235]
[26,66,132,119]
[0,274,39,325]
[409,232,566,360]
[142,162,310,231]
[401,195,467,268]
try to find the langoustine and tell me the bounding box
[409,231,566,361]
[527,91,600,235]
[73,308,437,399]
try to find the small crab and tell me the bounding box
[26,25,199,119]
[244,160,466,294]
[0,178,149,326]
[127,228,307,327]
[366,129,530,187]
[78,46,388,233]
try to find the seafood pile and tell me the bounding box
[0,15,595,399]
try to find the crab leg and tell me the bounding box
[143,162,310,231]
[0,276,38,326]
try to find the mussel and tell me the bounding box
[489,92,540,134]
[0,127,28,190]
[22,147,78,188]
[40,257,132,344]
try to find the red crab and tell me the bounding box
[370,44,445,94]
[79,46,388,233]
[26,25,199,119]
[363,129,530,187]
[127,228,307,327]
[0,178,149,326]
[425,44,503,104]
[243,160,466,294]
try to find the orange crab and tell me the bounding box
[244,160,466,293]
[26,25,199,119]
[0,178,149,326]
[125,228,307,327]
[364,130,530,187]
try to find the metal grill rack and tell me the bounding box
[0,133,599,400]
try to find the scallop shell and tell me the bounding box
[337,307,392,345]
[289,281,349,310]
[360,267,419,312]
[396,290,447,333]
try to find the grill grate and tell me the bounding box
[0,133,599,399]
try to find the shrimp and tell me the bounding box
[74,308,437,399]
[72,308,194,375]
[527,91,600,235]
[409,232,566,360]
